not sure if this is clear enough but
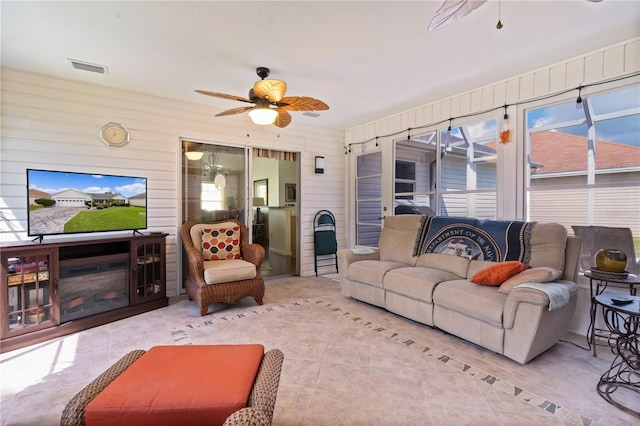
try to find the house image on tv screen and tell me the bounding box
[28,188,51,206]
[51,189,129,207]
[128,193,147,207]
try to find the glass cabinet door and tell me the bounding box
[2,250,57,337]
[131,238,165,305]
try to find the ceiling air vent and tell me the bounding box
[68,59,108,74]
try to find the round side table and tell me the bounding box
[585,270,639,356]
[593,294,639,418]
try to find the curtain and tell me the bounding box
[252,148,297,162]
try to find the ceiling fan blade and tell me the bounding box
[277,96,329,112]
[215,106,254,117]
[253,79,287,102]
[274,109,292,128]
[428,0,487,32]
[195,90,252,103]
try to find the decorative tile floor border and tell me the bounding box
[171,300,315,345]
[172,292,591,425]
[319,300,591,425]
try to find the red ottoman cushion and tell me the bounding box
[85,344,265,426]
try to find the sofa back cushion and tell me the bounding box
[378,215,423,266]
[416,253,470,278]
[464,223,567,277]
[467,260,497,279]
[378,217,568,273]
[528,222,567,271]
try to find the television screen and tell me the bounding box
[27,169,147,237]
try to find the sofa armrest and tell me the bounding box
[337,248,379,276]
[503,280,577,329]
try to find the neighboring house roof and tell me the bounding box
[530,130,640,175]
[445,134,497,156]
[485,130,640,175]
[129,193,146,200]
[473,142,497,155]
[49,190,130,202]
[29,188,50,198]
[51,188,92,199]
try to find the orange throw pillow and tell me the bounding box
[471,261,531,286]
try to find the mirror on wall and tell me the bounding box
[253,179,268,206]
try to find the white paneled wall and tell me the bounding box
[346,38,640,145]
[0,68,344,295]
[345,37,640,229]
[343,37,640,336]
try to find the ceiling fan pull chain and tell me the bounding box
[496,0,504,29]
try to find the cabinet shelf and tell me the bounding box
[136,256,160,265]
[7,271,50,286]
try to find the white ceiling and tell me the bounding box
[2,1,639,130]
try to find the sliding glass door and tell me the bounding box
[182,142,247,224]
[181,141,299,280]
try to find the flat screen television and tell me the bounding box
[27,169,147,239]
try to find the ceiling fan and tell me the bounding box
[195,67,329,128]
[428,0,603,32]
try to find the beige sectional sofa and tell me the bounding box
[337,215,581,364]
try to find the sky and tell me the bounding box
[28,170,147,197]
[527,85,640,146]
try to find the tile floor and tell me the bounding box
[1,276,638,425]
[261,250,297,278]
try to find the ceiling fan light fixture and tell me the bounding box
[248,106,278,125]
[196,67,327,128]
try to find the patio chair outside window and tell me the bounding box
[571,225,640,275]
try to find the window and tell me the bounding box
[394,118,498,218]
[438,119,497,218]
[395,160,416,200]
[201,183,223,211]
[525,85,640,256]
[394,132,436,215]
[356,151,382,246]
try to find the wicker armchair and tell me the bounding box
[180,220,265,316]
